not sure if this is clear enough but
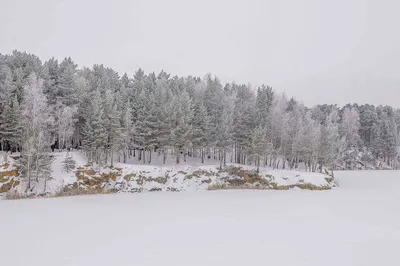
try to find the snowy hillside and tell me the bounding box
[0,170,399,266]
[0,151,336,197]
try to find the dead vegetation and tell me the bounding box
[0,179,20,193]
[54,187,112,197]
[208,183,269,191]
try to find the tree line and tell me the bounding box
[0,51,399,191]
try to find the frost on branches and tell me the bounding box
[0,50,399,188]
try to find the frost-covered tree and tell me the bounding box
[318,110,340,172]
[0,50,399,174]
[270,93,290,168]
[203,75,224,147]
[340,107,362,169]
[192,103,211,163]
[232,84,256,164]
[20,73,54,192]
[171,90,193,164]
[62,153,76,173]
[248,126,268,173]
[82,90,107,168]
[53,101,78,150]
[121,99,134,163]
[216,107,233,169]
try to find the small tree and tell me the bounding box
[40,154,53,194]
[248,126,268,173]
[63,153,76,173]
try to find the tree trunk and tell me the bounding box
[149,150,152,164]
[111,151,114,167]
[163,150,167,164]
[256,156,260,173]
[201,147,204,164]
[223,149,226,167]
[176,148,180,164]
[26,155,31,192]
[219,151,223,170]
[43,175,47,194]
[35,154,40,182]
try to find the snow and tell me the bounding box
[9,151,88,194]
[1,170,399,266]
[1,151,334,196]
[50,151,87,185]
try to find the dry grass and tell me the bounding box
[0,179,20,193]
[3,191,37,200]
[270,182,331,191]
[207,183,269,191]
[54,187,112,198]
[209,181,332,191]
[2,186,115,201]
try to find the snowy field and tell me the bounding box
[1,171,399,266]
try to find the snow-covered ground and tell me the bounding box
[1,170,399,266]
[1,150,334,195]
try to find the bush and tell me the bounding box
[54,187,111,198]
[3,191,36,200]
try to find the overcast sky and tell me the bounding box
[1,0,399,107]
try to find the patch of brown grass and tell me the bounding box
[0,179,20,193]
[100,172,120,182]
[207,183,269,191]
[0,176,9,183]
[0,169,19,177]
[123,174,134,182]
[54,187,111,198]
[270,182,331,191]
[3,191,36,200]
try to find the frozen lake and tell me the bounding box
[1,170,399,266]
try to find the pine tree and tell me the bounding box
[192,103,211,163]
[340,107,362,169]
[102,90,124,166]
[203,75,224,147]
[82,90,107,168]
[248,126,268,173]
[0,70,16,151]
[121,100,134,163]
[154,79,174,164]
[63,153,76,173]
[232,84,256,164]
[57,57,78,106]
[318,111,340,172]
[171,90,193,164]
[216,106,234,169]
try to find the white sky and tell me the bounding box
[1,0,400,107]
